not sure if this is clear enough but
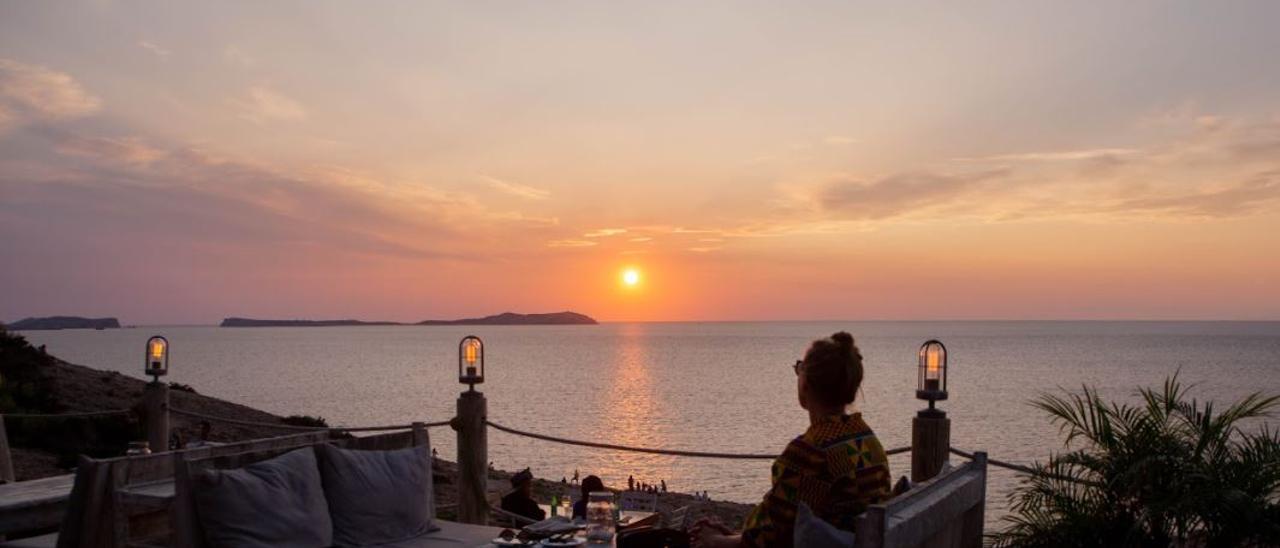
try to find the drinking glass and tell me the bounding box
[585,491,615,543]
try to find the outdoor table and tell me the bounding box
[482,510,659,547]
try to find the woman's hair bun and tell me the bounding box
[831,331,854,350]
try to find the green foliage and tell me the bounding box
[990,374,1280,547]
[281,414,329,428]
[0,326,59,413]
[1,326,143,465]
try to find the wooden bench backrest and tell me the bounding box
[55,431,333,548]
[172,427,428,548]
[854,452,987,548]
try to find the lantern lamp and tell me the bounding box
[145,336,169,382]
[915,339,947,407]
[458,336,484,389]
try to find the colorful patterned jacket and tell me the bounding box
[741,413,891,547]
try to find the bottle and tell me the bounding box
[561,495,572,520]
[551,494,560,517]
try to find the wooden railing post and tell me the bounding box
[144,381,170,453]
[454,390,488,525]
[412,421,429,448]
[911,406,950,483]
[0,415,14,483]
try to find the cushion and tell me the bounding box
[794,502,855,548]
[194,447,332,548]
[317,443,438,546]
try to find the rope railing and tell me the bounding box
[170,407,449,433]
[487,419,913,460]
[949,447,1098,486]
[1,408,1079,484]
[1,409,132,419]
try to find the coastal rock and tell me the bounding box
[220,311,598,327]
[418,311,598,326]
[7,316,121,330]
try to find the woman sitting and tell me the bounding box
[572,475,606,520]
[694,332,891,547]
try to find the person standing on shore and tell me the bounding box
[692,332,891,548]
[628,475,635,491]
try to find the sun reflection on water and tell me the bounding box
[589,323,678,490]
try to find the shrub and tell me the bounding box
[989,374,1280,547]
[281,414,329,428]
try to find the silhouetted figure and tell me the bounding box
[501,468,546,522]
[573,475,605,520]
[187,420,218,448]
[661,479,667,493]
[572,469,579,484]
[628,475,635,491]
[562,477,567,484]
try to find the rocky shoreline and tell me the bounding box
[1,329,753,527]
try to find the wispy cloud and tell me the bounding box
[584,228,626,238]
[237,86,306,123]
[223,45,256,68]
[137,40,171,59]
[478,175,550,200]
[954,148,1140,162]
[0,59,100,133]
[54,135,166,165]
[546,239,597,248]
[824,136,857,145]
[816,169,1009,220]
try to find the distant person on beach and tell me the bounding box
[186,420,220,448]
[661,479,667,493]
[501,468,546,522]
[628,475,635,491]
[572,475,606,520]
[692,332,891,548]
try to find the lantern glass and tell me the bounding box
[916,339,947,400]
[145,336,169,378]
[458,336,484,386]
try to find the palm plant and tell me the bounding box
[989,374,1280,547]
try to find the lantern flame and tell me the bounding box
[150,340,165,360]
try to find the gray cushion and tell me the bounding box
[317,443,437,547]
[794,502,855,548]
[194,447,332,548]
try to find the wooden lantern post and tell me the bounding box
[143,336,170,453]
[453,336,488,524]
[911,340,951,483]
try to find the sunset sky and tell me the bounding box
[2,1,1279,323]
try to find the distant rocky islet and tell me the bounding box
[4,312,597,331]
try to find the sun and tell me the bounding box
[621,268,641,287]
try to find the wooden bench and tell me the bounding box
[855,452,987,548]
[53,431,330,548]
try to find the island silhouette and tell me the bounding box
[219,311,597,327]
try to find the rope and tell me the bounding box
[170,407,448,432]
[488,420,766,459]
[1,409,131,419]
[949,447,1100,487]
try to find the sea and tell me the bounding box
[16,321,1280,529]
